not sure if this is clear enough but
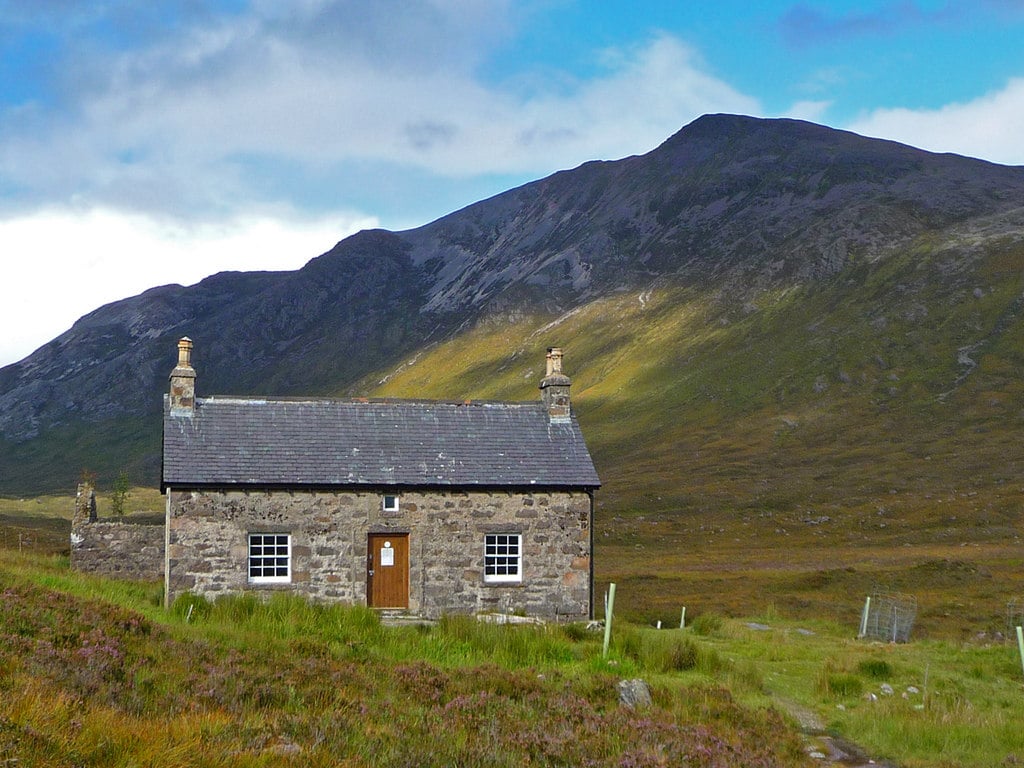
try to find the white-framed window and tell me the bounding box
[248,533,291,583]
[484,533,522,583]
[382,494,400,513]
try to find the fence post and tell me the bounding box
[602,583,616,659]
[680,606,686,629]
[1016,626,1024,679]
[858,596,871,638]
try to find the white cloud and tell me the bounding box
[0,5,766,369]
[782,100,833,123]
[847,78,1024,165]
[0,208,377,367]
[0,16,762,219]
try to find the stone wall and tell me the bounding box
[71,520,166,581]
[166,487,592,620]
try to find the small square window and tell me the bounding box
[382,495,400,513]
[484,533,522,583]
[248,533,291,584]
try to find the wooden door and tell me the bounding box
[367,533,409,608]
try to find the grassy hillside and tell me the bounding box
[372,232,1024,638]
[0,416,162,498]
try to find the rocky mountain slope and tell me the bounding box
[1,114,1023,495]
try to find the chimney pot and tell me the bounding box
[546,347,564,377]
[539,347,572,422]
[177,337,193,368]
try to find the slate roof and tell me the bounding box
[162,396,600,489]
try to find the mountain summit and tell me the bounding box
[2,114,1023,494]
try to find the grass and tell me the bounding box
[610,614,1024,767]
[5,550,1024,765]
[0,552,809,767]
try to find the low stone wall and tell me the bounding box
[71,520,165,580]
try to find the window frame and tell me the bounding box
[382,494,400,513]
[483,533,523,584]
[247,532,292,584]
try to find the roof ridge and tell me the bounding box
[198,395,544,407]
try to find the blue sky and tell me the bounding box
[2,0,1024,366]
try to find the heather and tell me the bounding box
[0,554,808,767]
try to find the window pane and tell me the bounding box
[484,533,521,582]
[249,533,291,583]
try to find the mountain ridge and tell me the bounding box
[1,113,1023,495]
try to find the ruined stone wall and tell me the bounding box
[70,520,166,581]
[166,488,592,620]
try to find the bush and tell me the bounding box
[111,471,131,517]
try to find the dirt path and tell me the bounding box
[775,699,899,767]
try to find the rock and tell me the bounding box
[266,738,302,757]
[618,678,652,709]
[880,683,894,696]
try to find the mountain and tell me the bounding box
[2,114,1023,503]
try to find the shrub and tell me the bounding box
[111,471,131,517]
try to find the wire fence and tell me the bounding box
[1005,598,1024,636]
[859,591,917,643]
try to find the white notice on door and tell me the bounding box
[380,545,394,567]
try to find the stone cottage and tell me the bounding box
[162,339,600,620]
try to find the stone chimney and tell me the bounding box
[539,347,572,422]
[168,337,196,414]
[73,482,97,526]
